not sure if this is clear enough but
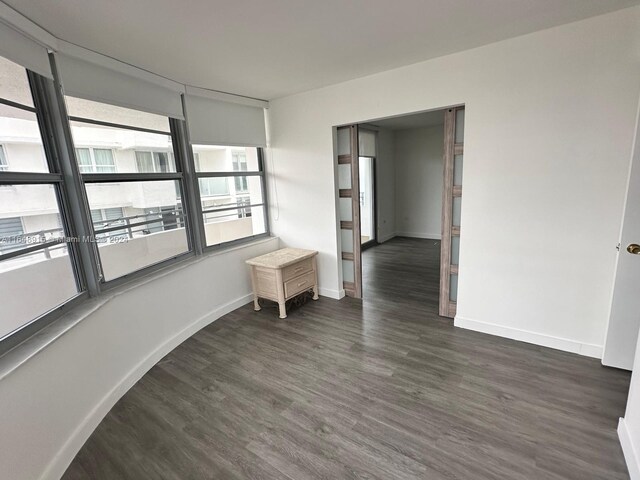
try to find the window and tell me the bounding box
[135,151,176,173]
[75,148,116,173]
[67,96,190,282]
[232,151,249,192]
[0,55,80,340]
[192,145,267,247]
[0,47,269,351]
[0,145,7,171]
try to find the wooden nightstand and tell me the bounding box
[246,248,319,318]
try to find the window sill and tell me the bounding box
[0,235,278,381]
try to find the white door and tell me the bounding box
[603,105,640,370]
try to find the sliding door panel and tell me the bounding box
[337,125,362,298]
[440,106,464,317]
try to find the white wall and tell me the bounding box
[618,333,640,479]
[267,7,640,354]
[0,236,279,480]
[375,127,396,242]
[394,125,444,239]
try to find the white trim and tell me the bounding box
[454,315,603,358]
[319,287,345,300]
[57,40,185,94]
[396,231,441,240]
[40,291,254,480]
[619,418,639,480]
[186,85,268,109]
[377,232,396,243]
[0,2,58,49]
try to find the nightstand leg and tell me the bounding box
[253,295,261,311]
[278,301,287,319]
[312,256,319,300]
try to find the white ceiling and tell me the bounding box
[370,110,445,130]
[5,0,640,100]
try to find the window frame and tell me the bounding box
[0,53,270,355]
[69,117,194,289]
[192,146,269,250]
[0,66,89,354]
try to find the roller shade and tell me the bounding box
[185,86,267,147]
[56,42,185,119]
[0,21,52,78]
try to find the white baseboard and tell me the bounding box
[396,231,441,240]
[319,287,345,300]
[377,232,396,243]
[454,315,603,359]
[619,418,639,480]
[42,293,254,480]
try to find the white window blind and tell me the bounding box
[56,42,185,120]
[184,86,267,147]
[0,20,52,78]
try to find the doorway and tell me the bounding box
[359,157,376,248]
[336,105,465,318]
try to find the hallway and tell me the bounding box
[64,238,631,479]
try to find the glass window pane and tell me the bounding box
[65,96,170,132]
[70,120,174,174]
[135,151,153,173]
[341,229,354,253]
[0,55,34,108]
[451,235,460,266]
[339,197,352,221]
[342,259,355,283]
[337,128,351,156]
[198,177,229,197]
[0,145,6,170]
[338,164,351,190]
[75,148,92,174]
[94,149,116,173]
[455,109,465,144]
[0,184,66,253]
[153,151,175,172]
[0,184,78,338]
[0,104,49,173]
[192,145,259,172]
[203,206,266,246]
[84,180,188,281]
[0,248,78,339]
[454,154,463,186]
[453,196,462,227]
[199,176,262,205]
[450,274,458,302]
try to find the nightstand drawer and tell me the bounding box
[282,258,313,281]
[284,271,315,298]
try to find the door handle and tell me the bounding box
[628,244,640,255]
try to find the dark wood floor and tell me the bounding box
[64,237,631,479]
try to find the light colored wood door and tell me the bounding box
[337,125,362,298]
[440,106,464,317]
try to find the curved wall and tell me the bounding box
[0,236,278,480]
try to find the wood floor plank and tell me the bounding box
[63,237,631,480]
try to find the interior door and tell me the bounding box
[337,125,362,298]
[440,106,464,318]
[602,105,640,370]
